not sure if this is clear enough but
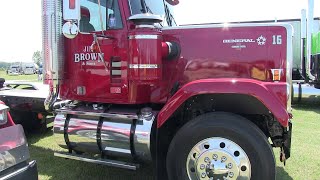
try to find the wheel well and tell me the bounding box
[160,94,271,137]
[155,93,282,178]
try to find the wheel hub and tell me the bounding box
[186,137,251,180]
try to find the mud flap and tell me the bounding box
[283,120,292,160]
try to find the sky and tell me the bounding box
[0,0,319,62]
[174,0,320,24]
[0,0,42,62]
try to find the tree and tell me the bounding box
[32,50,42,66]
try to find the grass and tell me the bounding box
[23,104,320,180]
[275,104,320,180]
[0,70,39,81]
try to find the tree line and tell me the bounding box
[0,51,42,71]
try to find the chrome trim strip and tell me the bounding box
[54,152,139,170]
[104,147,131,154]
[55,109,138,119]
[0,160,37,180]
[129,64,159,69]
[128,35,160,40]
[111,62,121,68]
[162,22,296,30]
[111,70,122,75]
[135,25,155,28]
[128,0,133,15]
[283,24,294,113]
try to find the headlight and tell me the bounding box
[0,104,9,125]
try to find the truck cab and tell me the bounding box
[42,0,293,179]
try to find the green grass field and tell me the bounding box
[0,70,39,81]
[24,104,320,180]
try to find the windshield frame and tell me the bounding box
[127,0,177,27]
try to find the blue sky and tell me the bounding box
[0,0,318,62]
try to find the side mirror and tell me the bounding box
[62,0,80,39]
[63,0,80,21]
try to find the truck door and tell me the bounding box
[63,0,128,103]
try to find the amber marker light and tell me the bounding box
[69,0,75,9]
[271,69,282,81]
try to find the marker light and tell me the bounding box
[69,0,75,9]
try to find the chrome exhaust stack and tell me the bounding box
[42,0,64,111]
[306,0,315,81]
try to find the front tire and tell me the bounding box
[166,112,275,180]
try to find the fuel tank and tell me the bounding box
[54,106,155,161]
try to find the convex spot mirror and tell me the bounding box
[62,21,79,39]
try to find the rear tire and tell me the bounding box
[166,112,275,180]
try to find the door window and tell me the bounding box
[80,0,123,32]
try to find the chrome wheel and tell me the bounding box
[186,137,251,180]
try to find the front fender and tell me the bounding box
[157,78,289,128]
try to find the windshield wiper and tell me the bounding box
[140,0,147,13]
[140,0,163,27]
[164,4,177,26]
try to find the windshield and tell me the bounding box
[129,0,177,26]
[80,0,123,32]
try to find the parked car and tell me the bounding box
[0,79,52,132]
[0,101,38,179]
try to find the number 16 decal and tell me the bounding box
[272,35,282,45]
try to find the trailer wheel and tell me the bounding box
[166,112,275,180]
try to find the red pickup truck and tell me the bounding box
[0,101,38,180]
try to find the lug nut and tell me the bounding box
[200,164,205,170]
[221,156,227,162]
[213,154,218,160]
[229,172,234,178]
[205,157,210,163]
[201,172,206,178]
[227,163,233,169]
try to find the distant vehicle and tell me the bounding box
[21,63,37,75]
[7,65,22,76]
[23,65,35,75]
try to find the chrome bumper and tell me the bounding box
[0,160,38,180]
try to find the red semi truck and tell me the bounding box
[42,0,293,179]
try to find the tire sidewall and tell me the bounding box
[166,112,275,180]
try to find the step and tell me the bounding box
[54,151,139,170]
